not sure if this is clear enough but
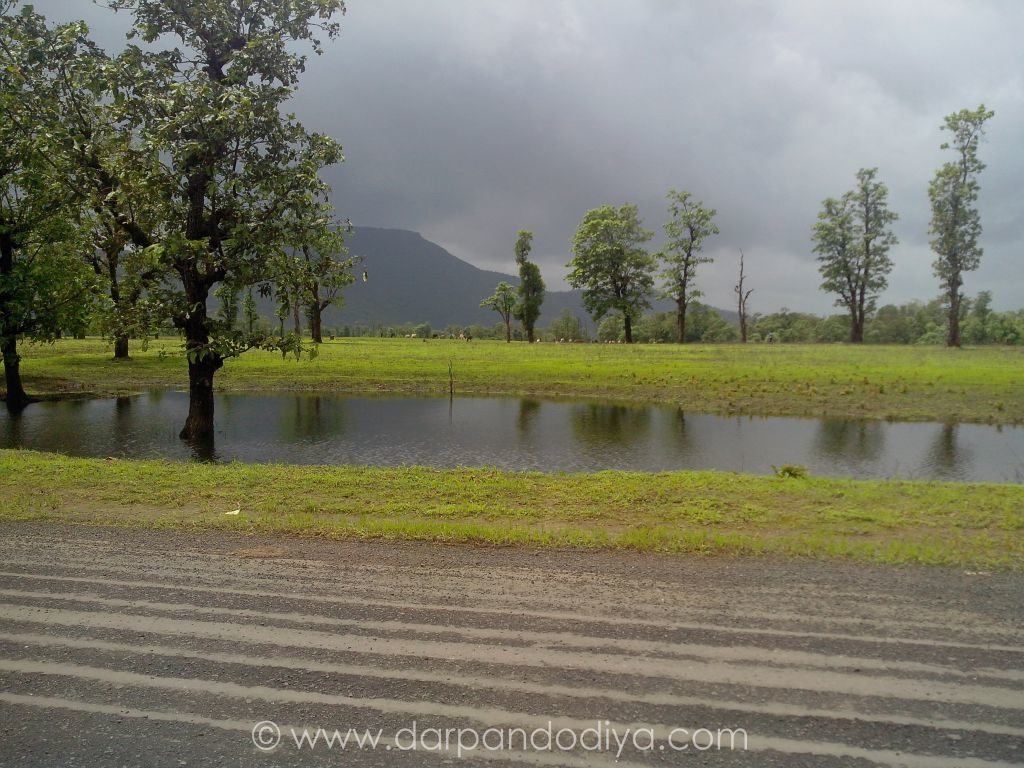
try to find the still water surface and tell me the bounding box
[1,391,1021,482]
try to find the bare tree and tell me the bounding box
[734,250,753,343]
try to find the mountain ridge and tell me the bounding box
[302,226,735,329]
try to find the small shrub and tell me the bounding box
[773,464,809,479]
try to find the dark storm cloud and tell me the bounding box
[36,0,1024,311]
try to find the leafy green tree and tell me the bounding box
[597,314,624,342]
[546,309,585,341]
[301,240,358,344]
[657,190,719,343]
[684,303,739,343]
[633,312,675,343]
[0,3,98,408]
[242,289,259,336]
[928,105,994,347]
[480,281,517,342]
[215,283,240,332]
[511,230,544,342]
[94,0,348,440]
[812,168,898,343]
[87,219,162,359]
[568,204,654,344]
[278,206,358,345]
[1,2,165,363]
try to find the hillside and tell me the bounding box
[287,227,733,329]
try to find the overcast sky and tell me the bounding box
[39,1,1024,312]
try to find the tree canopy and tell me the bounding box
[567,204,654,344]
[481,281,517,343]
[812,168,898,343]
[68,0,349,439]
[929,104,994,347]
[0,2,99,407]
[512,230,544,343]
[657,189,719,343]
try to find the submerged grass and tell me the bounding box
[2,450,1021,570]
[11,337,1024,423]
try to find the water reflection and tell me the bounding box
[185,436,218,463]
[813,419,885,463]
[925,423,972,481]
[517,399,541,436]
[570,404,651,449]
[668,409,693,456]
[0,391,1021,482]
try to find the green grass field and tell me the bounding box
[12,337,1024,423]
[6,339,1022,568]
[2,450,1022,569]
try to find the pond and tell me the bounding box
[1,391,1021,482]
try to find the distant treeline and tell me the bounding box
[309,290,1022,345]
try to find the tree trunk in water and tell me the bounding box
[2,335,32,411]
[180,355,221,442]
[947,290,962,348]
[623,314,633,344]
[178,278,222,443]
[113,334,129,359]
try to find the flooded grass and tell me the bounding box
[12,337,1024,424]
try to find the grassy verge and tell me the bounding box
[2,450,1021,570]
[11,338,1023,424]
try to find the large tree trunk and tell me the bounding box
[178,278,222,442]
[675,297,686,344]
[526,324,535,343]
[505,319,511,343]
[0,232,31,410]
[181,354,222,442]
[309,281,323,344]
[310,303,324,344]
[947,289,962,348]
[2,335,32,411]
[113,334,129,360]
[106,251,131,359]
[623,314,633,344]
[850,311,864,343]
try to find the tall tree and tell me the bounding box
[0,2,98,408]
[812,168,898,343]
[657,190,718,343]
[480,281,517,343]
[511,230,544,343]
[87,215,162,359]
[928,105,994,348]
[96,0,347,441]
[734,250,753,343]
[567,204,654,344]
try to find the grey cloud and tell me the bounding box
[34,0,1024,311]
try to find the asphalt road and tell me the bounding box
[0,523,1021,767]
